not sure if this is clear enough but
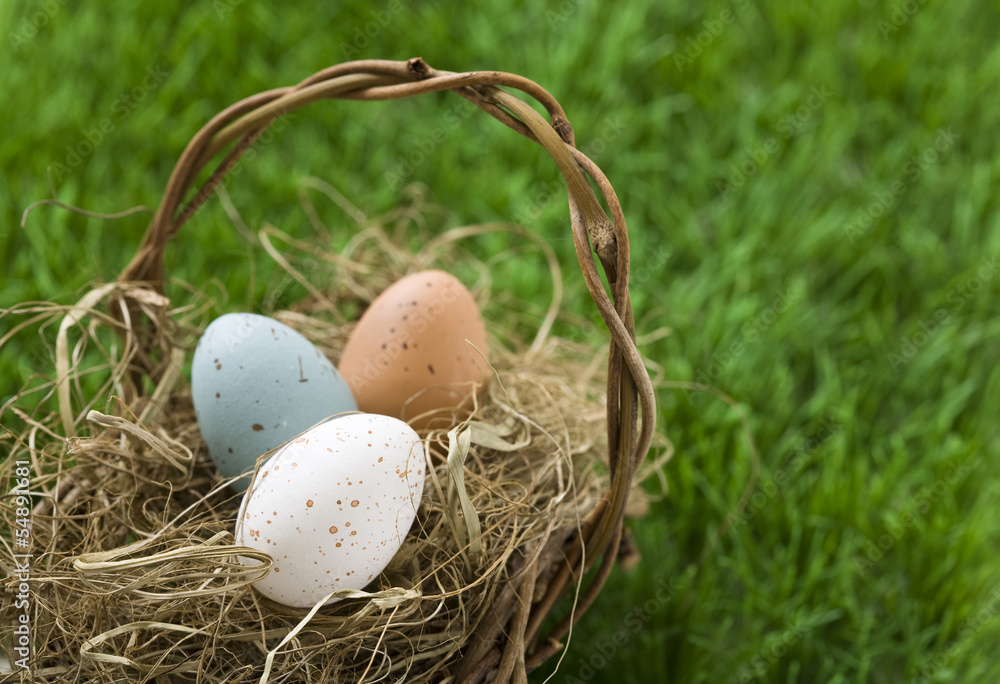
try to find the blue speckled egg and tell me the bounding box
[191,313,357,491]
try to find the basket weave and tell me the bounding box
[15,57,657,682]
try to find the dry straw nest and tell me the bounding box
[1,58,665,683]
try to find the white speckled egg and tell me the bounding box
[192,313,357,491]
[234,413,425,608]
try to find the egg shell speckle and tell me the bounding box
[234,413,425,608]
[338,270,489,429]
[192,313,357,491]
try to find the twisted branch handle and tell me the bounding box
[117,57,656,682]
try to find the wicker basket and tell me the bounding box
[5,57,656,683]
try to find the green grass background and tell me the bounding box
[3,0,1000,682]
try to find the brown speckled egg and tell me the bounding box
[338,270,490,429]
[234,414,425,608]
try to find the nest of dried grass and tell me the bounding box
[0,59,662,683]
